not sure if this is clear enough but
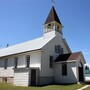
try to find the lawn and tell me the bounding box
[0,83,85,90]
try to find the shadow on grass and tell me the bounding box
[31,83,85,87]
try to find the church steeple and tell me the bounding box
[44,6,62,25]
[43,6,63,38]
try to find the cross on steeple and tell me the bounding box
[51,0,55,5]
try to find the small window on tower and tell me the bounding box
[57,26,60,30]
[52,23,54,29]
[48,24,51,29]
[56,25,60,32]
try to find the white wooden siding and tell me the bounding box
[0,69,14,77]
[7,57,14,69]
[54,62,77,84]
[17,55,26,68]
[40,35,70,77]
[14,71,29,86]
[30,52,41,68]
[0,58,14,77]
[0,50,41,86]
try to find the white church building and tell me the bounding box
[0,6,86,86]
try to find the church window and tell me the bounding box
[26,55,30,68]
[14,57,18,68]
[4,59,8,69]
[55,45,58,53]
[47,24,52,32]
[62,63,67,76]
[55,45,63,54]
[48,24,51,28]
[50,56,53,68]
[56,25,60,32]
[57,26,60,30]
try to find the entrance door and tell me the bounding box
[78,63,84,81]
[31,69,36,86]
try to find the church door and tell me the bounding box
[78,62,84,81]
[31,69,36,86]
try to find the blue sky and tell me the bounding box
[0,0,90,63]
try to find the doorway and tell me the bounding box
[78,62,84,81]
[31,69,36,86]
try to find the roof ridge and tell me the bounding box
[0,37,43,50]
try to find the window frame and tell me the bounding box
[55,45,58,53]
[49,56,53,68]
[55,45,63,54]
[26,55,30,68]
[62,62,67,76]
[4,59,8,69]
[14,57,18,68]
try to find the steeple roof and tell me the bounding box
[44,6,62,25]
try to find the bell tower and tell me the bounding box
[43,6,63,38]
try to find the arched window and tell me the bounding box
[47,24,51,28]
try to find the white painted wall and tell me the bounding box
[54,62,77,84]
[38,34,70,84]
[30,52,41,69]
[41,34,70,77]
[7,57,14,69]
[14,69,29,86]
[0,50,41,82]
[14,68,40,86]
[0,57,14,77]
[17,55,26,68]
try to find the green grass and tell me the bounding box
[0,83,85,90]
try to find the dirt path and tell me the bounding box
[77,85,90,90]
